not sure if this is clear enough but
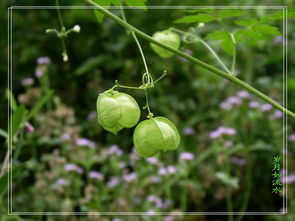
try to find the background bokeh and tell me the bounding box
[0,0,295,221]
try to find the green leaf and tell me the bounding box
[75,55,113,75]
[235,29,264,41]
[26,90,54,120]
[234,18,258,27]
[94,0,111,23]
[0,129,8,139]
[205,30,228,41]
[220,38,234,55]
[0,163,26,193]
[174,14,216,24]
[10,105,26,138]
[219,9,245,19]
[261,10,295,22]
[125,0,147,9]
[6,89,17,111]
[254,24,281,36]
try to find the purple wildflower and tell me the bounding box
[64,164,83,174]
[223,128,236,135]
[88,171,103,181]
[146,157,159,165]
[24,122,34,133]
[56,178,70,186]
[209,127,236,139]
[164,216,174,221]
[158,167,167,176]
[270,110,283,119]
[227,96,242,105]
[119,162,126,168]
[130,147,139,161]
[21,78,34,86]
[236,90,250,99]
[288,134,295,142]
[209,130,222,139]
[261,103,272,112]
[112,219,122,221]
[281,173,295,184]
[249,101,259,108]
[230,156,246,166]
[107,145,123,156]
[149,176,162,183]
[60,133,70,141]
[183,127,195,135]
[35,68,44,78]
[166,165,176,174]
[107,177,119,188]
[75,138,95,148]
[147,195,158,202]
[123,172,137,182]
[37,56,51,65]
[76,167,84,174]
[180,152,194,160]
[220,101,232,110]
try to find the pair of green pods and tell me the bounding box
[97,90,180,157]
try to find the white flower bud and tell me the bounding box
[63,53,68,62]
[198,22,205,28]
[73,25,81,33]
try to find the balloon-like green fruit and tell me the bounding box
[150,30,181,58]
[133,117,180,157]
[97,91,140,135]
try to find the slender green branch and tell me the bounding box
[153,70,167,84]
[85,0,295,119]
[120,4,149,74]
[144,89,153,118]
[231,33,237,75]
[115,80,145,90]
[55,0,64,29]
[170,28,231,74]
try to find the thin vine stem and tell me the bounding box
[144,89,153,118]
[170,27,232,74]
[120,5,149,74]
[85,0,295,119]
[55,0,64,29]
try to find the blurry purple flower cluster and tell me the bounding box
[88,171,104,181]
[107,145,123,156]
[219,90,283,120]
[64,164,84,174]
[75,138,95,148]
[147,195,171,209]
[209,127,236,139]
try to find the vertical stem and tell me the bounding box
[120,5,149,74]
[231,43,236,74]
[55,0,64,29]
[144,89,153,117]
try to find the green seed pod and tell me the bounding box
[150,30,181,58]
[133,117,180,158]
[97,90,140,135]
